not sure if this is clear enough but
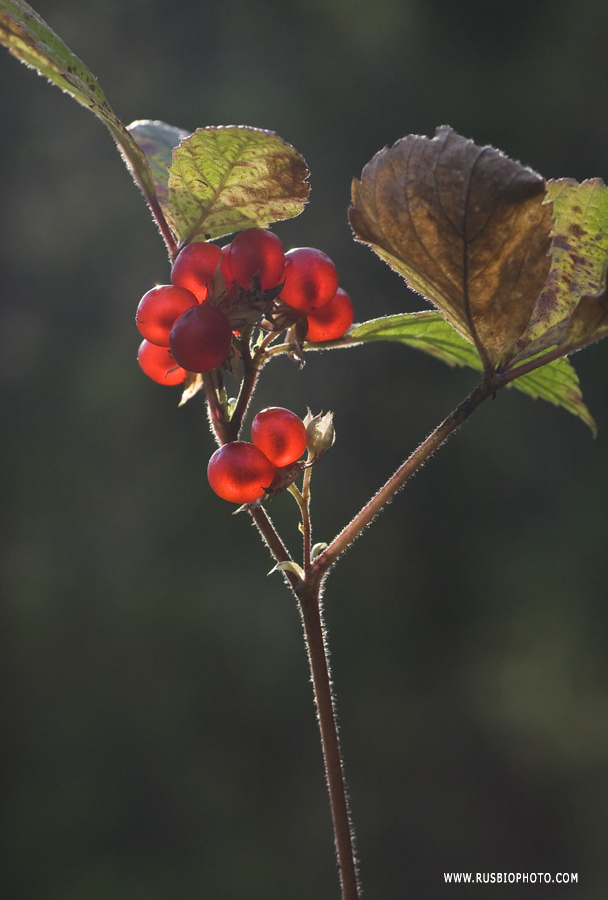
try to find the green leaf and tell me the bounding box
[167,126,310,244]
[0,0,163,235]
[506,357,597,435]
[0,0,112,114]
[127,120,189,229]
[325,312,594,432]
[347,311,484,370]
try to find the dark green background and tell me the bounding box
[2,1,608,897]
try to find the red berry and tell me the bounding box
[136,284,199,347]
[170,303,233,373]
[227,228,285,289]
[280,247,339,314]
[251,407,308,467]
[171,242,223,301]
[305,288,354,342]
[220,243,234,283]
[208,441,275,503]
[137,340,187,385]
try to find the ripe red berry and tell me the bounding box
[208,441,276,503]
[305,288,354,342]
[137,340,187,385]
[169,303,233,373]
[220,243,234,283]
[280,247,339,314]
[227,228,285,289]
[136,284,199,347]
[171,242,223,301]
[251,407,308,467]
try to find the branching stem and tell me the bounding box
[245,374,499,900]
[204,337,499,900]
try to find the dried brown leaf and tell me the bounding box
[349,126,554,369]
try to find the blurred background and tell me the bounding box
[2,1,608,897]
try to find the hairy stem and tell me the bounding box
[150,196,178,260]
[229,332,261,440]
[249,506,301,591]
[202,372,231,445]
[301,465,313,570]
[313,377,495,578]
[297,577,360,900]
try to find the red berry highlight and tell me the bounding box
[251,407,308,467]
[220,243,234,283]
[280,247,339,314]
[227,228,285,289]
[137,340,187,385]
[305,287,354,342]
[169,303,233,373]
[136,284,199,347]
[171,242,223,302]
[208,441,276,503]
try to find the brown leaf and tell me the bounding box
[349,126,554,369]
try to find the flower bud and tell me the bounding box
[303,410,335,458]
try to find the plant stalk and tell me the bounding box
[202,371,231,445]
[297,577,360,900]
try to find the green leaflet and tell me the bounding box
[506,356,596,435]
[0,0,157,205]
[168,126,310,244]
[319,312,595,433]
[127,120,190,230]
[347,311,484,369]
[0,4,310,251]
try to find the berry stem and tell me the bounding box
[202,371,231,445]
[297,577,360,900]
[287,482,312,569]
[312,377,496,579]
[301,465,313,570]
[249,506,301,590]
[229,331,261,440]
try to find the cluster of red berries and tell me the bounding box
[208,407,309,503]
[136,227,354,385]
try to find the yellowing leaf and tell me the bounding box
[507,178,608,364]
[349,126,554,370]
[168,126,310,244]
[0,0,167,244]
[562,287,608,351]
